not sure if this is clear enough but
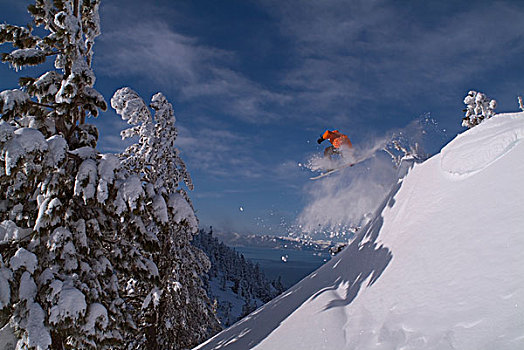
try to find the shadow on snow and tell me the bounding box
[197,161,416,350]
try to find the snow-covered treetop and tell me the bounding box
[0,0,107,137]
[112,87,194,193]
[462,90,496,128]
[111,87,152,127]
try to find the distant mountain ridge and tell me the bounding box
[212,230,335,252]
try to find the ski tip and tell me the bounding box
[309,170,336,180]
[309,162,356,180]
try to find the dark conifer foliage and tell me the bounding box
[193,228,285,327]
[0,1,219,349]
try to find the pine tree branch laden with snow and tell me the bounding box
[0,0,107,143]
[462,90,497,128]
[0,120,170,348]
[1,128,115,348]
[0,24,39,49]
[1,128,202,349]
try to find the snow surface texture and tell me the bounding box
[195,112,524,350]
[441,112,524,177]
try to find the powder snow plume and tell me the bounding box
[296,115,446,241]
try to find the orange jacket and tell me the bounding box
[322,130,352,148]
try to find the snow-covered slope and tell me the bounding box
[194,112,524,350]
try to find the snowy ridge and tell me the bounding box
[441,112,524,177]
[195,112,524,350]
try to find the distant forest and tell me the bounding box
[193,228,286,326]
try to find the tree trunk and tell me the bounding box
[51,331,65,350]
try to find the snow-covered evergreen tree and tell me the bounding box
[462,90,497,128]
[1,1,219,349]
[111,87,220,348]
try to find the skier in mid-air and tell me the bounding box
[311,130,356,179]
[317,130,352,159]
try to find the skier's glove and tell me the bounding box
[317,137,324,144]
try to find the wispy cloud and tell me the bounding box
[175,124,266,179]
[181,66,289,123]
[99,21,226,85]
[260,0,524,118]
[97,6,288,123]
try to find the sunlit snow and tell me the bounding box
[195,112,524,350]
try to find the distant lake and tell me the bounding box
[235,246,332,288]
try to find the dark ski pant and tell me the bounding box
[324,146,340,159]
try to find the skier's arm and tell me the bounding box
[317,135,325,144]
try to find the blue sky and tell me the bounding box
[2,0,524,236]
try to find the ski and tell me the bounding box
[309,162,356,180]
[309,153,376,180]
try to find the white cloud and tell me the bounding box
[97,8,289,123]
[260,0,524,116]
[175,124,266,179]
[99,21,228,85]
[181,66,289,123]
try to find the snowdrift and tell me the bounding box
[195,112,524,350]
